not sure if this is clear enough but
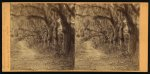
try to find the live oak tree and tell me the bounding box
[76,4,139,56]
[11,3,75,69]
[10,3,139,69]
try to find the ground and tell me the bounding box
[11,40,72,70]
[75,41,139,71]
[11,40,138,71]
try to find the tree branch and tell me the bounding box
[64,4,75,17]
[20,5,45,15]
[76,13,111,20]
[130,4,139,16]
[11,14,45,21]
[11,13,51,28]
[77,4,109,11]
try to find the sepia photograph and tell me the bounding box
[2,2,148,72]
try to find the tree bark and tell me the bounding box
[57,4,75,69]
[123,5,139,56]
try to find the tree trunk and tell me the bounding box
[57,4,75,69]
[124,5,139,56]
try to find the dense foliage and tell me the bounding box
[11,3,139,60]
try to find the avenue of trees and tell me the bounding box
[76,4,139,57]
[11,3,75,57]
[11,3,139,69]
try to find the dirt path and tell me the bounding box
[11,41,70,70]
[11,40,138,70]
[75,41,138,70]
